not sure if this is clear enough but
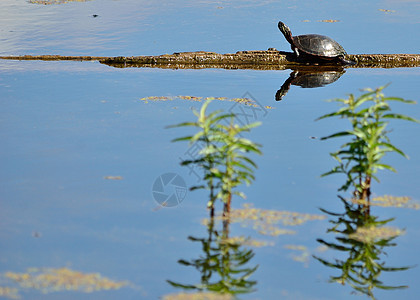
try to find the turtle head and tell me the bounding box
[278,21,293,43]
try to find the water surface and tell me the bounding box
[1,0,419,299]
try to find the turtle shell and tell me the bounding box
[292,34,346,58]
[291,70,344,88]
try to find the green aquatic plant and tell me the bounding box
[315,85,418,298]
[317,85,419,200]
[168,100,262,216]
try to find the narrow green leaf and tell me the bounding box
[382,96,417,104]
[171,136,194,143]
[377,142,408,158]
[238,121,262,131]
[190,185,205,191]
[165,122,198,129]
[320,131,352,140]
[374,163,397,172]
[382,113,420,123]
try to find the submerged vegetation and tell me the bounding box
[141,95,274,109]
[0,287,19,300]
[1,267,130,299]
[315,86,419,299]
[217,203,325,236]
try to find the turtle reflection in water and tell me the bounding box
[276,68,345,101]
[278,21,355,65]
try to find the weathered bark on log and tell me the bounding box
[346,54,420,68]
[1,50,420,69]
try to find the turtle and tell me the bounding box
[278,21,355,65]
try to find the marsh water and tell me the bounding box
[1,0,420,299]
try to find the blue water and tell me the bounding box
[1,1,419,299]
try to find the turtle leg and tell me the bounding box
[276,71,298,101]
[293,46,300,57]
[338,55,356,65]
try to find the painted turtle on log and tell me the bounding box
[278,21,355,65]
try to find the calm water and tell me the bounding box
[1,0,419,299]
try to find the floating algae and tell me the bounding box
[4,267,130,295]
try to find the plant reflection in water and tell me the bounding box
[167,215,258,296]
[314,196,411,298]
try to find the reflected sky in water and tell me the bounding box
[0,0,419,56]
[0,0,419,299]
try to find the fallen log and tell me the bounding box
[1,50,420,69]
